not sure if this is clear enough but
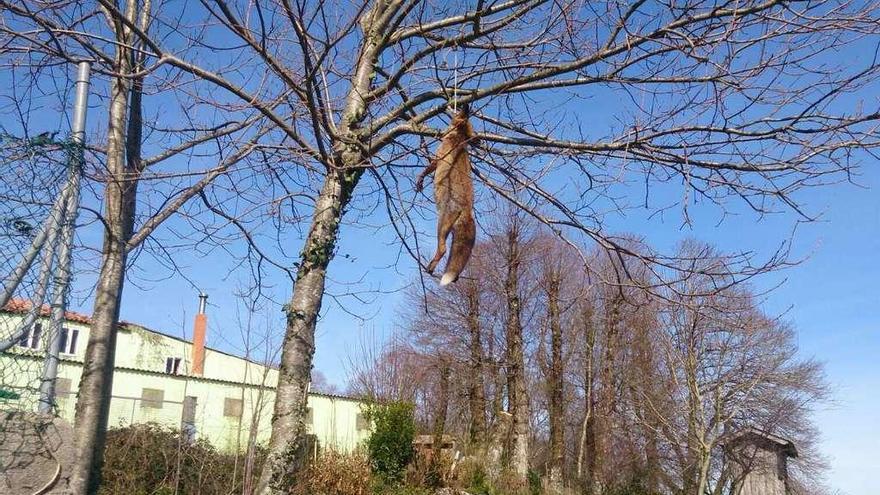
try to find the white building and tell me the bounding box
[0,296,370,452]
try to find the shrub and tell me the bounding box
[605,479,655,495]
[99,423,264,495]
[527,470,543,495]
[459,461,493,495]
[450,458,538,495]
[492,469,530,495]
[406,447,452,489]
[377,486,432,495]
[364,401,416,485]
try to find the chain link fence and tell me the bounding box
[0,131,74,415]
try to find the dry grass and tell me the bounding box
[291,449,373,495]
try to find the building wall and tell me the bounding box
[0,313,370,452]
[735,447,788,495]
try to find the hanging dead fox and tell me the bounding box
[415,103,478,286]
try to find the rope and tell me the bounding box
[453,45,459,113]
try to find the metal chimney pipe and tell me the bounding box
[198,292,208,314]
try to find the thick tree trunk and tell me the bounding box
[491,346,505,425]
[70,19,140,492]
[584,415,600,494]
[546,274,564,491]
[631,315,662,493]
[504,224,529,477]
[592,292,622,492]
[255,3,396,493]
[432,364,451,471]
[486,411,513,480]
[576,302,595,487]
[466,281,487,446]
[254,170,357,494]
[70,233,131,494]
[684,329,704,495]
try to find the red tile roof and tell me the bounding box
[2,298,93,325]
[2,298,366,401]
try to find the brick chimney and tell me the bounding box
[191,293,208,376]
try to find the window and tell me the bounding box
[356,413,370,431]
[17,323,42,350]
[165,357,182,375]
[305,407,313,426]
[59,328,79,355]
[141,388,164,409]
[224,398,243,418]
[55,378,72,399]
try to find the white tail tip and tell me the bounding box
[440,272,456,286]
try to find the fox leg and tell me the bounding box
[426,210,459,274]
[415,158,438,193]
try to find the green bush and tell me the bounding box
[464,463,493,495]
[364,401,416,485]
[527,470,543,495]
[605,478,655,495]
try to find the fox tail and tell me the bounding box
[440,213,476,286]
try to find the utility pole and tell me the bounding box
[38,61,91,413]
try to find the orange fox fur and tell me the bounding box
[415,104,478,286]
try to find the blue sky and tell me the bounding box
[763,175,880,495]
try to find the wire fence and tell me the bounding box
[0,352,276,453]
[0,131,76,416]
[1,63,89,424]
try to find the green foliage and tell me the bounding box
[99,423,264,495]
[375,485,431,495]
[527,470,543,495]
[604,478,656,495]
[450,459,551,495]
[465,464,494,495]
[364,401,416,485]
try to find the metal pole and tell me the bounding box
[0,221,61,352]
[0,183,73,309]
[38,61,90,414]
[1,62,90,308]
[70,62,91,145]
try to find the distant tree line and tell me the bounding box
[350,214,829,494]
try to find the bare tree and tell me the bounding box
[499,215,531,476]
[574,294,598,486]
[309,369,339,395]
[180,3,880,488]
[397,251,492,448]
[430,361,451,468]
[346,330,428,404]
[536,235,582,491]
[637,241,831,494]
[2,2,268,491]
[68,5,152,491]
[231,289,283,495]
[463,276,488,447]
[391,230,831,493]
